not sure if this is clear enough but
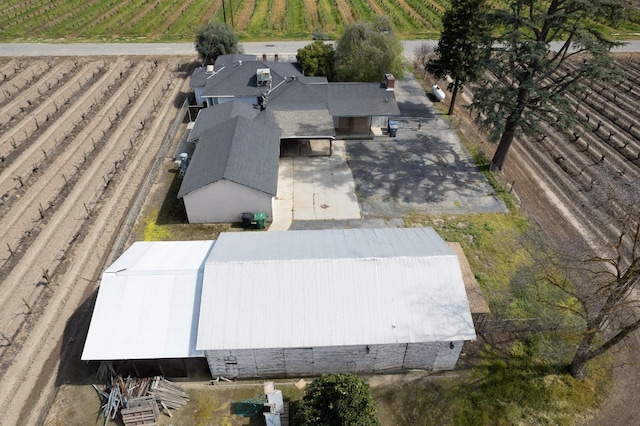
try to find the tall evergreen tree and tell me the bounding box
[470,0,625,171]
[428,0,490,115]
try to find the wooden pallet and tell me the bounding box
[121,396,159,425]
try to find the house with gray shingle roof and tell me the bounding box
[178,112,280,223]
[182,54,400,223]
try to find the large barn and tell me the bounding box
[82,228,477,379]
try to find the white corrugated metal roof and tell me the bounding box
[81,240,215,361]
[197,228,476,351]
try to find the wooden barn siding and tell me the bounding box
[205,341,461,378]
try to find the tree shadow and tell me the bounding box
[156,168,188,225]
[56,288,100,387]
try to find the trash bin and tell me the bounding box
[241,212,253,228]
[388,120,398,137]
[254,212,267,229]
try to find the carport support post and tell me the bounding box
[157,360,165,377]
[131,361,141,378]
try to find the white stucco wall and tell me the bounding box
[183,179,273,223]
[371,115,389,128]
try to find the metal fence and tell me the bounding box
[475,315,581,335]
[391,116,452,131]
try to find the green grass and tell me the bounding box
[374,343,610,426]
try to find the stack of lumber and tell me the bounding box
[121,396,159,425]
[93,375,189,424]
[148,376,189,410]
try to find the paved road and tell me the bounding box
[1,40,639,57]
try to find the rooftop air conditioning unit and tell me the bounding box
[206,64,214,74]
[257,68,272,87]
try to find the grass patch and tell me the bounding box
[405,209,529,317]
[130,160,243,242]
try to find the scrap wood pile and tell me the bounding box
[93,375,189,425]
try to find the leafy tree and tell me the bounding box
[297,41,335,80]
[537,187,640,380]
[428,0,490,115]
[470,0,625,171]
[292,373,380,426]
[334,16,406,82]
[413,43,435,78]
[194,20,241,64]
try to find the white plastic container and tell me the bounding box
[432,84,446,101]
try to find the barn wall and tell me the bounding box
[433,340,463,371]
[205,341,462,378]
[403,341,463,371]
[183,180,273,223]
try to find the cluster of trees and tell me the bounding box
[429,0,625,171]
[195,17,406,84]
[297,15,407,82]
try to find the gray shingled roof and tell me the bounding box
[201,61,304,98]
[327,83,400,116]
[270,110,335,139]
[187,101,258,142]
[266,78,328,111]
[178,114,280,198]
[190,67,208,88]
[213,54,258,68]
[190,54,259,88]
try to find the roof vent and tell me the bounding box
[206,64,214,74]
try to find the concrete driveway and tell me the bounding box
[270,141,361,231]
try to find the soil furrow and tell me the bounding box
[0,61,167,366]
[0,59,188,425]
[0,60,140,273]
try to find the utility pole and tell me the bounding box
[229,0,235,29]
[222,0,227,24]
